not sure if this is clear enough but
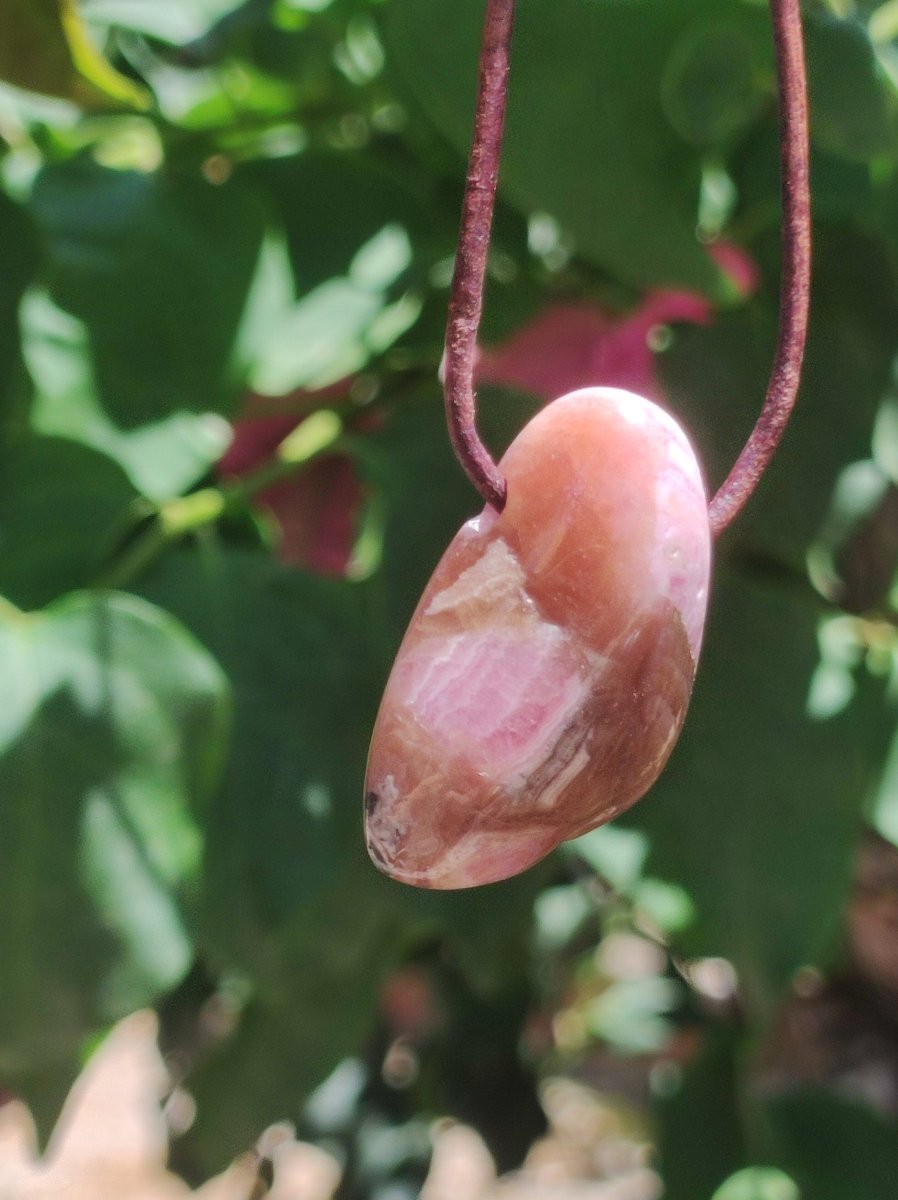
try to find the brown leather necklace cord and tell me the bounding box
[442,0,514,512]
[443,0,811,534]
[708,0,811,535]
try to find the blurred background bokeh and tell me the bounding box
[4,1,898,1196]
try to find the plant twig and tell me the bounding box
[443,0,515,511]
[97,412,344,590]
[708,0,811,536]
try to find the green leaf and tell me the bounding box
[180,865,544,1175]
[21,290,232,501]
[661,12,772,147]
[412,966,545,1173]
[622,568,887,1015]
[361,384,550,992]
[661,225,898,568]
[663,9,898,162]
[58,0,150,108]
[382,0,724,291]
[732,119,878,231]
[176,851,404,1171]
[0,434,138,610]
[660,7,897,161]
[806,15,898,164]
[656,1029,747,1199]
[139,541,384,978]
[243,225,421,395]
[137,527,544,1166]
[237,149,442,393]
[0,193,39,411]
[248,151,439,294]
[29,160,265,423]
[865,687,898,847]
[769,1089,898,1200]
[0,590,229,1138]
[711,1168,801,1200]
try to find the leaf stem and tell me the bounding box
[708,0,811,536]
[98,411,345,590]
[442,0,515,511]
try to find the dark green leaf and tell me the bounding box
[661,225,898,568]
[139,540,384,977]
[417,967,545,1172]
[0,435,137,610]
[173,849,405,1171]
[30,160,265,423]
[361,384,550,991]
[622,568,887,1015]
[806,15,898,164]
[0,192,39,411]
[769,1089,898,1200]
[656,1028,747,1200]
[381,0,724,291]
[661,13,772,147]
[406,868,547,996]
[365,383,541,643]
[248,151,438,293]
[731,120,878,230]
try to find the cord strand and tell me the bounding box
[708,0,811,535]
[442,0,515,511]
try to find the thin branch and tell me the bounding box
[708,0,811,536]
[97,416,345,590]
[442,0,515,511]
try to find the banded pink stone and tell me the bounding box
[365,387,711,889]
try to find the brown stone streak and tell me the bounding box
[530,603,695,842]
[367,584,693,888]
[367,601,693,887]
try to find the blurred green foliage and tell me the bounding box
[4,0,898,1195]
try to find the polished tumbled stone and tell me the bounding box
[365,387,711,889]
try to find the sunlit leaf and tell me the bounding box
[0,590,229,1139]
[21,290,232,502]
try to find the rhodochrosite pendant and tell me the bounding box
[365,387,711,889]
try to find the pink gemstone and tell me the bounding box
[365,387,711,889]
